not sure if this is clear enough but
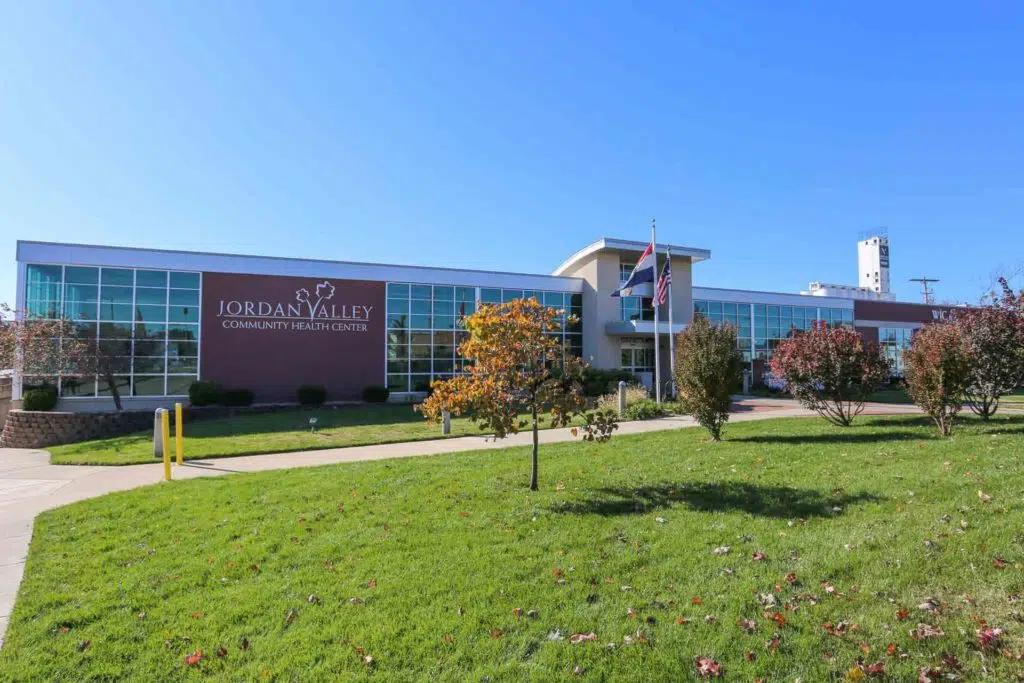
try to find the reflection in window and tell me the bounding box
[20,264,201,397]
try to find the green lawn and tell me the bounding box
[47,404,586,466]
[4,415,1023,681]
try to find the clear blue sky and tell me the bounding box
[2,2,1022,305]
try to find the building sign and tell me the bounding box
[215,280,374,332]
[879,244,889,268]
[854,299,957,324]
[201,272,386,401]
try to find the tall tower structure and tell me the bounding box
[858,234,890,295]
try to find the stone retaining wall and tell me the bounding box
[0,410,154,449]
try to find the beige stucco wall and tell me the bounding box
[561,250,697,371]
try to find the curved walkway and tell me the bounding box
[0,398,919,645]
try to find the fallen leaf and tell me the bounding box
[570,632,598,644]
[216,647,227,658]
[977,627,1005,650]
[993,557,1008,569]
[307,594,321,605]
[909,623,944,639]
[184,650,202,666]
[490,630,503,639]
[191,612,202,619]
[752,551,767,562]
[696,656,721,677]
[712,546,731,555]
[76,640,91,652]
[512,607,522,617]
[738,618,757,633]
[240,638,250,651]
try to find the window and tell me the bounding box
[385,283,581,392]
[878,326,915,376]
[21,264,201,397]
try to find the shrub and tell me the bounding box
[362,385,390,403]
[219,388,255,407]
[22,386,58,411]
[624,398,665,420]
[297,384,328,406]
[904,322,972,436]
[770,322,891,427]
[954,279,1024,420]
[582,368,636,397]
[189,380,221,407]
[674,315,742,440]
[596,383,649,413]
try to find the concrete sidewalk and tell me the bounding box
[0,398,918,645]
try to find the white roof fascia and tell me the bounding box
[17,241,584,293]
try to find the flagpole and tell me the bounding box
[652,218,661,404]
[666,246,675,399]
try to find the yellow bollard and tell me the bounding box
[161,409,171,481]
[175,402,184,466]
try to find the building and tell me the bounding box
[13,237,956,411]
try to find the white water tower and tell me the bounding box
[858,234,890,295]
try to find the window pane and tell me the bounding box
[166,376,197,395]
[168,357,198,373]
[411,375,431,391]
[99,322,133,339]
[167,340,198,357]
[433,301,454,317]
[136,305,167,323]
[410,359,431,373]
[411,345,431,360]
[26,265,63,301]
[480,288,501,304]
[63,266,98,285]
[433,316,454,330]
[100,286,133,304]
[167,324,198,341]
[411,299,431,315]
[63,300,97,321]
[133,376,166,396]
[25,300,60,318]
[387,360,408,374]
[169,289,199,306]
[169,272,200,289]
[135,323,166,339]
[387,374,410,392]
[432,286,453,301]
[136,270,167,288]
[502,289,523,302]
[433,359,454,373]
[135,288,166,306]
[387,282,410,298]
[101,268,133,286]
[708,301,722,316]
[387,343,408,360]
[99,339,132,355]
[411,285,431,300]
[133,356,166,373]
[456,287,475,302]
[169,306,198,323]
[410,315,431,329]
[64,283,97,303]
[544,292,565,308]
[60,376,96,398]
[387,298,409,315]
[410,331,431,345]
[134,340,166,357]
[387,313,409,329]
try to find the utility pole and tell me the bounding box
[910,277,940,305]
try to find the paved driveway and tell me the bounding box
[0,399,919,645]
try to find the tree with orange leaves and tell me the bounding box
[420,297,615,491]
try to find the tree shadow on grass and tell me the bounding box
[553,481,882,519]
[729,430,924,445]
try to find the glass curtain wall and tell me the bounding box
[879,327,914,377]
[618,262,655,321]
[385,284,582,392]
[23,264,201,396]
[693,299,853,362]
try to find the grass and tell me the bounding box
[47,404,587,466]
[3,415,1023,681]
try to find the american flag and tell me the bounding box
[655,256,671,305]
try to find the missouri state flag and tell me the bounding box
[612,241,656,297]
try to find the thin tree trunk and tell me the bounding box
[104,370,123,411]
[530,402,539,491]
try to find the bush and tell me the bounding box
[904,322,972,436]
[189,380,221,407]
[219,388,255,407]
[674,315,742,440]
[362,385,390,403]
[582,368,636,397]
[596,383,649,413]
[624,398,665,420]
[769,322,891,427]
[22,386,58,411]
[297,384,327,406]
